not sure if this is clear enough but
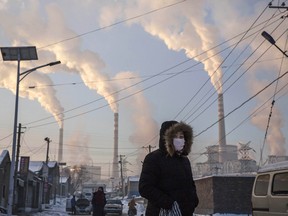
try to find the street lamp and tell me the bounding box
[261,31,288,57]
[0,46,61,216]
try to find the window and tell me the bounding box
[254,174,269,196]
[272,172,288,195]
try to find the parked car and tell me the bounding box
[76,198,92,214]
[0,206,7,214]
[104,199,123,215]
[84,192,93,201]
[252,161,288,215]
[66,197,72,213]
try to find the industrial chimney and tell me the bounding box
[112,112,119,178]
[218,93,227,163]
[58,122,64,162]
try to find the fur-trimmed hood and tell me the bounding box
[164,121,193,157]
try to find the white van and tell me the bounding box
[252,161,288,215]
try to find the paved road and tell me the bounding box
[70,213,128,216]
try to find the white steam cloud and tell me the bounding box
[0,1,118,124]
[113,71,158,171]
[67,131,92,165]
[0,63,64,127]
[0,0,286,163]
[98,0,287,157]
[100,0,224,93]
[250,75,287,156]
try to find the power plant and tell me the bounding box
[192,93,258,177]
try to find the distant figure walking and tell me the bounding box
[71,195,76,215]
[92,186,106,216]
[128,197,137,216]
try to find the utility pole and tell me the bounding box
[143,145,155,153]
[119,155,125,198]
[13,123,25,213]
[43,137,51,204]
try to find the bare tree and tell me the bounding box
[62,165,90,194]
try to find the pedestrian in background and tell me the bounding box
[71,195,76,215]
[139,120,199,215]
[92,186,106,216]
[128,196,137,216]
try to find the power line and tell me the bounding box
[38,0,187,49]
[21,12,286,129]
[195,70,288,138]
[186,18,287,125]
[10,4,286,150]
[181,7,285,123]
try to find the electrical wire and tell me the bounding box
[259,29,288,166]
[182,8,285,124]
[2,1,286,165]
[195,70,288,138]
[186,20,288,125]
[22,11,286,128]
[38,0,187,49]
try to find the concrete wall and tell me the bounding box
[194,175,255,214]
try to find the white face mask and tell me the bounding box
[173,138,185,151]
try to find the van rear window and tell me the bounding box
[254,174,269,196]
[272,172,288,195]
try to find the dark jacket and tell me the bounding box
[139,121,199,216]
[92,190,106,207]
[92,190,106,216]
[71,196,76,207]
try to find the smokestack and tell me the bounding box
[58,122,64,162]
[218,93,227,163]
[112,113,119,178]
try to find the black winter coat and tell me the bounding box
[139,121,199,216]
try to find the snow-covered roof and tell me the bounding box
[29,161,45,172]
[60,176,69,183]
[28,161,58,172]
[48,161,58,168]
[128,176,139,182]
[0,150,10,164]
[258,161,288,173]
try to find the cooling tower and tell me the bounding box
[58,124,64,162]
[218,93,227,163]
[112,112,119,178]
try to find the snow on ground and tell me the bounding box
[0,197,248,216]
[29,197,146,216]
[0,196,146,216]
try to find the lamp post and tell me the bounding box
[261,31,288,57]
[0,46,61,216]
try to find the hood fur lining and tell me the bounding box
[164,122,193,157]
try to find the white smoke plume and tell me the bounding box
[113,71,158,171]
[99,0,224,93]
[42,3,119,112]
[0,63,64,126]
[0,1,118,122]
[98,0,287,157]
[250,76,287,156]
[66,131,92,166]
[252,107,286,156]
[0,0,286,162]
